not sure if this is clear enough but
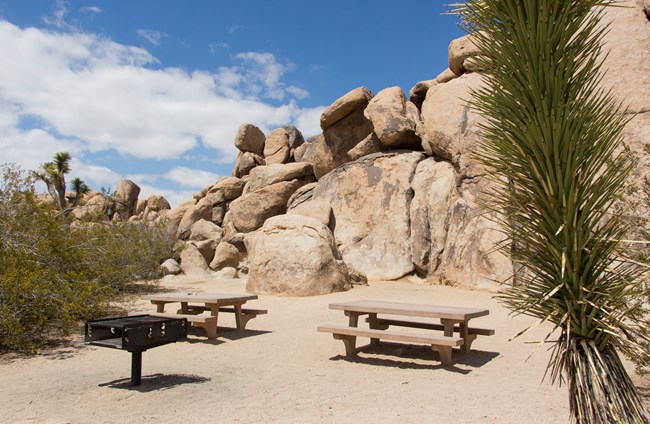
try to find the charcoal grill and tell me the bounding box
[85,315,187,386]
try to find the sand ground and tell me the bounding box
[1,276,648,424]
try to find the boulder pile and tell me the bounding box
[74,0,649,296]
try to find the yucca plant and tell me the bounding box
[453,1,650,422]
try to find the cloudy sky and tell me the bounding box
[0,0,462,206]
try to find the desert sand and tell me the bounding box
[1,276,647,424]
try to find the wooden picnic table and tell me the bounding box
[318,300,494,364]
[140,292,266,338]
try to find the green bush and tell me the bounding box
[0,164,177,353]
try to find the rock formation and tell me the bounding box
[69,1,647,297]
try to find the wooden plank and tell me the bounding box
[328,300,489,321]
[145,292,258,304]
[185,305,268,315]
[372,318,495,336]
[317,324,463,347]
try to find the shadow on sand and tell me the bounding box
[99,373,210,392]
[331,342,499,373]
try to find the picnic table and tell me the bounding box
[135,292,267,339]
[318,300,494,365]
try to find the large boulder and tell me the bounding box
[246,215,350,296]
[179,243,211,277]
[600,0,650,205]
[312,151,425,280]
[364,86,421,149]
[188,219,224,242]
[320,86,374,130]
[233,151,265,178]
[209,241,241,270]
[346,132,386,162]
[114,179,141,219]
[234,123,266,155]
[264,125,304,165]
[409,159,457,276]
[228,179,310,232]
[293,134,320,165]
[71,194,110,221]
[159,201,194,236]
[146,195,171,212]
[210,177,246,201]
[431,178,512,290]
[177,202,214,239]
[245,163,315,193]
[409,79,437,110]
[448,33,482,76]
[314,108,375,179]
[418,72,485,177]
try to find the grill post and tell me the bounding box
[131,351,142,386]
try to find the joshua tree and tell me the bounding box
[33,152,89,211]
[70,177,90,207]
[454,1,650,422]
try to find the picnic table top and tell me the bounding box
[328,300,489,321]
[144,292,258,304]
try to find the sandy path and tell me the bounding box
[1,277,647,423]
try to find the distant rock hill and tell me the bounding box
[74,0,650,296]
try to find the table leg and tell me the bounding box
[180,302,189,314]
[207,305,220,337]
[460,322,477,353]
[368,313,380,345]
[344,311,361,327]
[440,318,455,337]
[234,303,244,330]
[155,302,165,313]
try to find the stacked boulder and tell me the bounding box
[146,0,648,296]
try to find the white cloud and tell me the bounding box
[286,86,309,100]
[209,42,229,54]
[136,29,166,46]
[0,18,324,208]
[227,25,242,34]
[0,21,319,165]
[164,166,221,189]
[71,159,122,190]
[80,6,102,15]
[43,0,76,31]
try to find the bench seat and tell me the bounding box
[130,312,218,339]
[368,317,495,336]
[317,324,463,365]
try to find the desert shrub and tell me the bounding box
[0,164,177,353]
[69,219,177,293]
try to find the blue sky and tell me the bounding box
[0,0,463,206]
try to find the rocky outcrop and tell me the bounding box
[312,151,425,280]
[246,215,350,296]
[314,87,376,178]
[245,163,314,193]
[114,179,140,219]
[228,179,311,232]
[142,0,648,295]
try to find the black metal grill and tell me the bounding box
[85,315,187,386]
